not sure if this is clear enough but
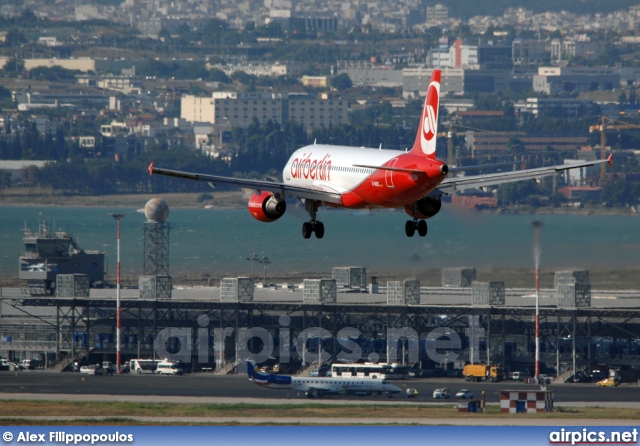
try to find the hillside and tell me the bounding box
[442,0,640,19]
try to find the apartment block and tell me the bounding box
[181,92,348,130]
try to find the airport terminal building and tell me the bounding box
[2,267,640,383]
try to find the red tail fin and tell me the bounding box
[410,69,441,158]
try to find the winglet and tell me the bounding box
[245,360,258,380]
[607,153,613,167]
[148,161,154,176]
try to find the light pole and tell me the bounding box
[259,256,271,285]
[532,220,544,382]
[246,253,258,282]
[110,213,124,373]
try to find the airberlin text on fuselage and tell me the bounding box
[290,153,331,181]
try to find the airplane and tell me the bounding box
[149,69,613,239]
[245,361,403,398]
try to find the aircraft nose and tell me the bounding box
[440,163,449,175]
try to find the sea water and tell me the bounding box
[0,205,638,279]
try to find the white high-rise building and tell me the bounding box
[426,4,448,26]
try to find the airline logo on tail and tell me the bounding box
[245,361,292,386]
[414,70,441,157]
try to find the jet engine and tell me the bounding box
[248,191,287,223]
[403,196,442,219]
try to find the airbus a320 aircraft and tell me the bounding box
[149,69,612,239]
[245,361,402,398]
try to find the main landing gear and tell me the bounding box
[302,221,324,239]
[405,219,428,237]
[302,200,324,239]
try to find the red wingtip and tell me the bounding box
[607,154,613,167]
[148,161,154,176]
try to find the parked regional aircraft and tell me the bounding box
[149,69,612,239]
[246,361,403,398]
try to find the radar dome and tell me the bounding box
[144,198,170,223]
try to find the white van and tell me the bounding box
[20,359,36,370]
[155,361,184,375]
[129,358,158,374]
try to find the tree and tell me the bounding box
[497,181,539,205]
[473,93,502,110]
[601,178,640,206]
[208,68,231,84]
[1,58,25,76]
[0,170,10,195]
[231,71,254,86]
[331,73,352,91]
[20,9,38,23]
[5,29,26,46]
[29,66,80,82]
[507,138,525,159]
[548,192,567,207]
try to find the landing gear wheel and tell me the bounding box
[315,221,325,239]
[302,222,313,239]
[302,200,324,240]
[405,220,416,237]
[417,220,428,237]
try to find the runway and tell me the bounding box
[1,371,638,406]
[3,372,640,426]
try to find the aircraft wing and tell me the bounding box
[149,163,344,205]
[437,156,612,195]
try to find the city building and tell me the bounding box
[402,68,512,98]
[465,131,590,158]
[181,92,349,130]
[336,61,404,88]
[76,74,142,94]
[23,58,97,72]
[477,44,513,69]
[534,67,621,95]
[515,97,596,118]
[550,37,605,63]
[428,39,479,70]
[270,62,309,77]
[426,4,448,26]
[512,39,550,67]
[301,76,328,88]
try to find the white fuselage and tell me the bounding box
[282,144,400,195]
[256,375,402,395]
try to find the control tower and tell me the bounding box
[19,221,105,295]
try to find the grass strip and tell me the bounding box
[1,400,639,421]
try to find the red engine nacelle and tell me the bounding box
[403,196,442,219]
[248,191,287,223]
